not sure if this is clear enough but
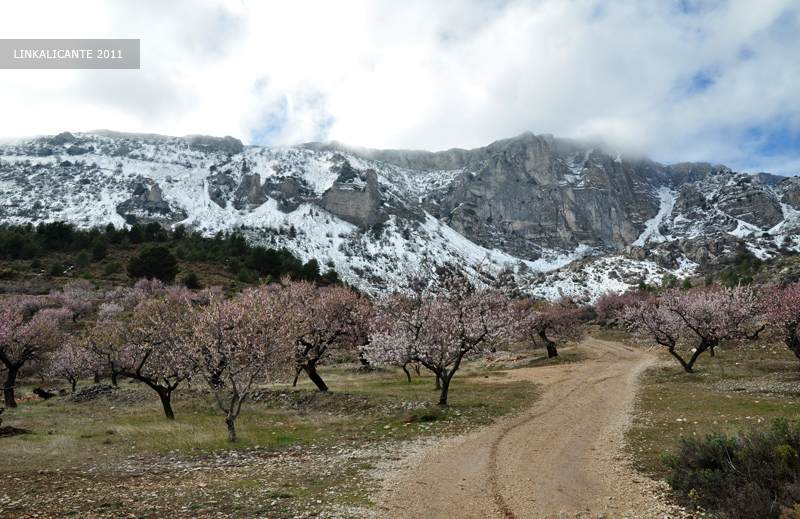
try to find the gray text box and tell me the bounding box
[0,39,139,69]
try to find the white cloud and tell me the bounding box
[0,0,798,175]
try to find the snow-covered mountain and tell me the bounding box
[1,130,798,300]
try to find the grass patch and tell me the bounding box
[626,343,800,479]
[0,358,544,518]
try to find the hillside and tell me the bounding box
[1,130,798,298]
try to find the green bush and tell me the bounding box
[91,237,108,261]
[104,262,121,275]
[75,251,90,269]
[182,271,201,289]
[46,261,65,277]
[127,245,179,282]
[662,417,800,518]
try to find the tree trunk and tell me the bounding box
[667,347,694,373]
[748,324,766,341]
[438,373,452,406]
[539,330,558,358]
[225,416,237,442]
[71,379,77,393]
[402,364,411,383]
[292,366,302,387]
[435,373,442,390]
[93,371,100,384]
[684,343,711,373]
[303,362,328,392]
[3,365,20,408]
[358,351,370,366]
[156,387,175,420]
[111,372,118,387]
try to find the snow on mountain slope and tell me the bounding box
[1,130,798,300]
[632,187,675,246]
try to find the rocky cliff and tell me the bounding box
[0,129,797,298]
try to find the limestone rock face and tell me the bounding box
[184,135,243,155]
[263,177,314,213]
[422,133,665,257]
[780,177,800,210]
[233,174,267,210]
[208,172,237,209]
[116,183,187,224]
[321,169,388,228]
[715,176,783,229]
[50,132,76,146]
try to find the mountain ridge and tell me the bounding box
[0,130,797,300]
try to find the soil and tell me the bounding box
[0,339,697,519]
[368,339,694,519]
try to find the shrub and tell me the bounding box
[127,245,179,282]
[662,417,800,519]
[237,268,251,283]
[104,262,121,275]
[46,261,65,277]
[182,271,201,289]
[75,251,90,269]
[91,237,108,261]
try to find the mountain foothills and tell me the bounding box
[1,130,799,299]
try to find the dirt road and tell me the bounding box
[371,339,686,519]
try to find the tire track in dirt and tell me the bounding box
[371,338,677,519]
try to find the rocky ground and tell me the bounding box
[367,339,699,519]
[0,341,703,519]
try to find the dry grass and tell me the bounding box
[0,360,540,474]
[626,340,800,477]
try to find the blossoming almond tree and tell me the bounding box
[621,296,688,368]
[365,273,514,406]
[49,279,95,323]
[664,285,757,361]
[46,335,96,393]
[516,298,584,358]
[0,298,64,407]
[623,287,757,373]
[761,282,800,361]
[87,294,196,419]
[193,286,299,442]
[286,280,372,392]
[594,290,649,322]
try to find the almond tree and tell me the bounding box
[46,336,96,393]
[761,282,800,361]
[623,287,756,373]
[49,280,94,323]
[192,286,298,442]
[664,286,756,361]
[516,298,584,358]
[87,294,195,419]
[621,296,688,368]
[594,290,648,321]
[286,281,372,391]
[365,273,514,406]
[0,298,64,407]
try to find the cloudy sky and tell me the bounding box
[1,0,799,175]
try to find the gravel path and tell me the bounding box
[369,339,692,519]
